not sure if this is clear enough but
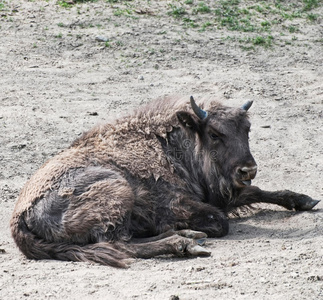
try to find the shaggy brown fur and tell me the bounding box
[10,96,319,267]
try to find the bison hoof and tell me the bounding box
[186,244,211,257]
[175,235,210,257]
[196,238,207,246]
[295,198,320,211]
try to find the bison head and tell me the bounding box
[176,96,257,192]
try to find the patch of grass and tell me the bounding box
[302,0,320,11]
[239,18,256,32]
[254,5,264,13]
[239,35,274,49]
[57,0,99,8]
[193,2,211,14]
[57,1,72,8]
[240,45,255,51]
[280,10,302,20]
[199,21,212,31]
[168,4,186,17]
[115,40,124,47]
[252,35,274,47]
[307,13,319,21]
[183,17,199,28]
[215,0,259,32]
[288,25,298,33]
[113,8,133,17]
[261,21,270,27]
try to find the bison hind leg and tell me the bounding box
[126,232,211,259]
[25,166,135,244]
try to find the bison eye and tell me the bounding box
[209,133,219,140]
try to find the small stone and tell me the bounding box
[308,275,323,282]
[259,277,266,283]
[95,36,109,42]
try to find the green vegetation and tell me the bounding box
[183,17,199,28]
[58,0,99,8]
[168,4,186,17]
[113,8,133,16]
[165,0,322,48]
[302,0,320,11]
[251,35,274,47]
[307,13,319,21]
[54,0,323,49]
[193,2,211,14]
[57,1,73,8]
[288,25,299,33]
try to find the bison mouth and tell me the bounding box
[234,179,252,188]
[242,180,252,186]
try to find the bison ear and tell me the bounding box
[176,111,198,131]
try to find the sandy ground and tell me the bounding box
[0,1,322,299]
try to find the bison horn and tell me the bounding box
[190,96,208,119]
[241,100,253,111]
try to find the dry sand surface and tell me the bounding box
[0,1,322,299]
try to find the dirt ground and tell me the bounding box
[0,1,322,299]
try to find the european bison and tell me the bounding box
[11,96,319,267]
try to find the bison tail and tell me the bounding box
[10,214,130,268]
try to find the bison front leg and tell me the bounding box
[234,186,320,211]
[173,198,229,238]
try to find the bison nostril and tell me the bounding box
[238,166,258,179]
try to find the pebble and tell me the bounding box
[95,36,109,42]
[259,277,267,283]
[290,272,299,278]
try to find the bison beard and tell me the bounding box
[10,96,320,267]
